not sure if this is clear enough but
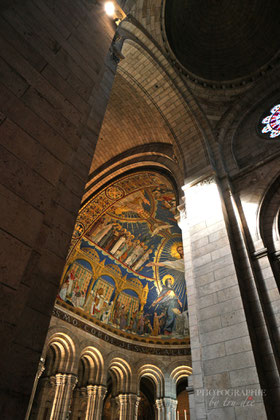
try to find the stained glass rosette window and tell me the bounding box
[261,104,280,138]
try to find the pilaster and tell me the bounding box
[180,176,267,420]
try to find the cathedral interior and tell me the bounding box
[0,1,280,419]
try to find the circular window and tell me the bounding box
[259,104,280,139]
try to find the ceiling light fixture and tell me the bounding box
[105,1,115,16]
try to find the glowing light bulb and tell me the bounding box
[105,2,115,16]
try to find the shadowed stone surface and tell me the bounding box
[165,0,280,81]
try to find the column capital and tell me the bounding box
[134,394,141,408]
[98,384,107,400]
[116,393,128,405]
[87,384,98,396]
[163,396,177,409]
[155,398,164,409]
[55,373,66,386]
[67,374,78,388]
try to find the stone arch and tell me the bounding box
[109,357,132,395]
[170,365,192,387]
[116,22,211,178]
[259,174,280,289]
[137,364,164,399]
[44,332,76,376]
[78,346,105,387]
[84,146,183,203]
[84,163,182,216]
[259,174,280,251]
[157,363,192,399]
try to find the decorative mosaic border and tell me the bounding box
[53,305,191,356]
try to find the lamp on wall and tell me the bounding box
[104,1,126,25]
[105,1,115,16]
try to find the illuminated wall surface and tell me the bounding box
[57,172,188,343]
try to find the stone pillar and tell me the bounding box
[111,394,140,419]
[186,376,195,420]
[85,384,107,420]
[25,358,45,420]
[180,176,267,420]
[163,397,177,420]
[119,394,128,419]
[49,373,77,420]
[0,0,119,416]
[155,398,165,420]
[127,394,141,419]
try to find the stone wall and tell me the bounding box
[29,314,192,420]
[0,1,116,417]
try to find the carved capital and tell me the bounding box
[98,385,107,400]
[163,397,177,411]
[67,374,78,390]
[55,373,66,386]
[155,398,164,410]
[117,393,127,406]
[87,384,98,397]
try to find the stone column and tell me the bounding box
[111,394,140,419]
[127,394,141,419]
[118,394,127,419]
[180,176,267,419]
[155,398,165,420]
[163,397,177,420]
[49,373,77,420]
[85,384,107,420]
[25,358,45,420]
[186,376,195,420]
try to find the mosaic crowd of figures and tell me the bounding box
[57,172,189,342]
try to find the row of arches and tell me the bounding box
[29,332,192,420]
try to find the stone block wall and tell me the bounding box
[0,1,116,417]
[180,177,268,420]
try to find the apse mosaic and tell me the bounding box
[260,104,280,138]
[57,172,189,343]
